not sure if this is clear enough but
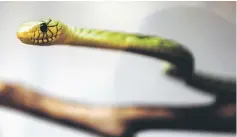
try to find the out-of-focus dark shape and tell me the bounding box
[0,79,235,137]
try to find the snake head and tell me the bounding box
[17,18,64,46]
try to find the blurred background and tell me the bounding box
[0,1,236,137]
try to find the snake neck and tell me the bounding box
[59,24,180,51]
[58,25,87,46]
[57,23,194,78]
[59,24,121,49]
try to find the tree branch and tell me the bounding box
[0,81,235,137]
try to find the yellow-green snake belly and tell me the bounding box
[17,18,194,79]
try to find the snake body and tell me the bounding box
[17,18,194,79]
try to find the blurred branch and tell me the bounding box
[0,81,235,137]
[167,68,236,95]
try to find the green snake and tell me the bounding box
[17,18,194,79]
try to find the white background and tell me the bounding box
[0,1,236,137]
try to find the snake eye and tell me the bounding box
[40,23,48,33]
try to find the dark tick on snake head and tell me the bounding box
[40,23,48,33]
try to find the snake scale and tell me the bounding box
[17,18,194,80]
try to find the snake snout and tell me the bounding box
[17,21,41,45]
[17,31,31,44]
[17,31,25,40]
